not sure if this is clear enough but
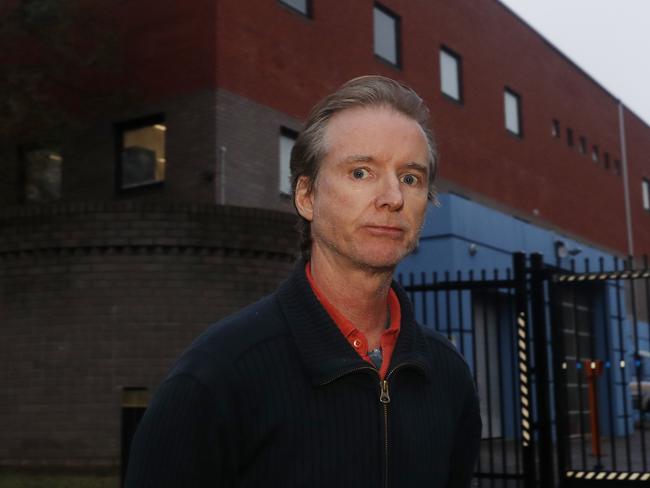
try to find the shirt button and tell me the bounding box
[353,339,362,348]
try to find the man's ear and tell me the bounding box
[294,175,314,222]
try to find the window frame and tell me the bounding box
[439,45,463,104]
[373,2,401,69]
[114,114,166,194]
[503,87,523,138]
[591,145,599,163]
[278,127,298,197]
[551,119,560,138]
[578,136,587,155]
[278,0,311,18]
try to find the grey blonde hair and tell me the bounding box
[290,75,438,260]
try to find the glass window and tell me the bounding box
[551,119,560,137]
[373,4,400,67]
[604,152,610,170]
[279,128,297,195]
[24,149,62,202]
[440,47,462,102]
[591,145,599,163]
[566,128,574,147]
[643,178,650,211]
[279,0,310,16]
[504,89,522,136]
[117,117,166,190]
[579,136,586,155]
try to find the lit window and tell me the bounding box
[116,116,166,190]
[440,47,462,102]
[24,148,62,202]
[643,178,650,211]
[279,0,310,17]
[551,119,560,137]
[579,136,586,155]
[566,128,574,147]
[592,145,599,163]
[373,4,400,67]
[279,128,297,195]
[504,88,522,136]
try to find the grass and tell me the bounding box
[0,473,118,488]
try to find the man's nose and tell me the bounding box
[375,175,404,211]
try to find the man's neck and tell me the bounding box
[309,248,394,344]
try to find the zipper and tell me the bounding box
[380,361,425,488]
[380,379,390,488]
[320,361,425,488]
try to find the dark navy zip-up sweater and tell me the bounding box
[126,262,481,487]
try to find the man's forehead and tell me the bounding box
[322,107,429,164]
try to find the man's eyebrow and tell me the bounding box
[405,161,428,173]
[341,155,373,164]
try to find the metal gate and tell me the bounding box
[399,252,650,487]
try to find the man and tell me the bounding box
[126,76,481,487]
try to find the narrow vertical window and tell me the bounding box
[373,4,400,67]
[591,145,599,163]
[23,148,62,202]
[566,128,574,147]
[614,159,621,175]
[279,128,297,195]
[278,0,310,17]
[579,136,587,155]
[116,115,166,191]
[439,47,462,102]
[604,152,610,170]
[551,119,560,138]
[643,178,650,211]
[504,88,522,137]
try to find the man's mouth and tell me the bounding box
[364,225,406,238]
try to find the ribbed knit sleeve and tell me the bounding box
[124,374,229,487]
[447,381,482,487]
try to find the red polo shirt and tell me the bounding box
[306,263,401,380]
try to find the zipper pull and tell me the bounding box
[380,379,390,404]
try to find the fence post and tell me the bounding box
[530,253,555,487]
[513,252,536,488]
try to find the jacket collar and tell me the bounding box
[277,260,432,385]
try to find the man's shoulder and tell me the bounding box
[167,291,290,389]
[416,323,472,375]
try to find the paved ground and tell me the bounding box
[471,425,650,487]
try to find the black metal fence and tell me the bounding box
[399,253,650,487]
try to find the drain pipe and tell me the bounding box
[618,101,634,257]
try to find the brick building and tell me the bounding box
[1,0,649,474]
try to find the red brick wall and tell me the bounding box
[214,0,647,255]
[0,202,298,469]
[624,110,650,256]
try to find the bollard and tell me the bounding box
[121,387,149,487]
[582,360,604,458]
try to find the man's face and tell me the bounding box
[295,105,430,271]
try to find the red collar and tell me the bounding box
[305,262,401,379]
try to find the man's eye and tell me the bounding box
[401,174,419,186]
[352,168,370,179]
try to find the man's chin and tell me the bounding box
[351,248,412,272]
